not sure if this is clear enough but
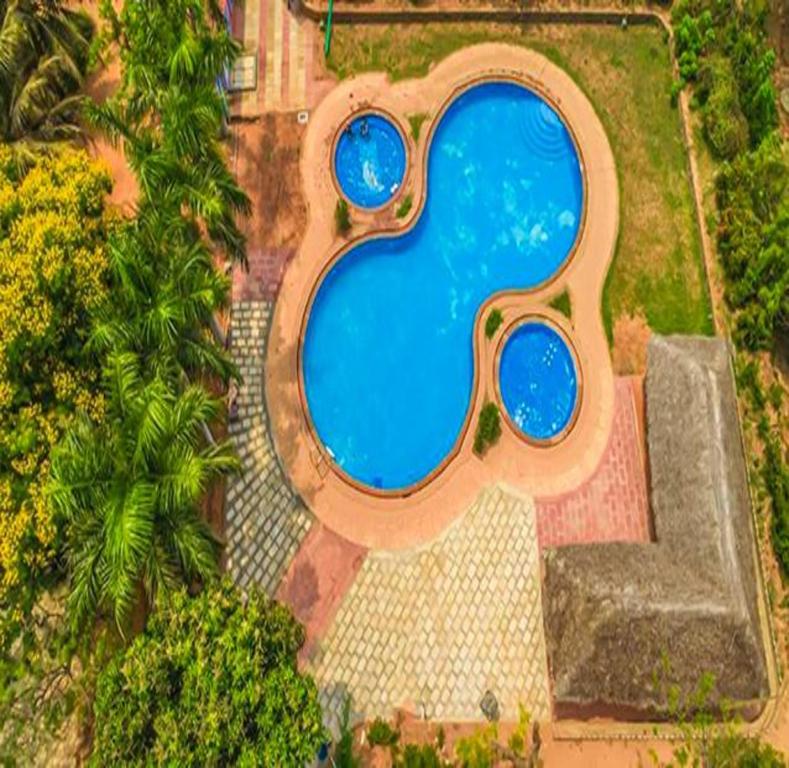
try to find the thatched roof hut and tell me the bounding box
[542,336,769,720]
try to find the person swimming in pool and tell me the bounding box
[360,118,369,137]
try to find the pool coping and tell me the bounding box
[494,314,584,448]
[265,43,619,549]
[330,106,411,214]
[299,74,589,498]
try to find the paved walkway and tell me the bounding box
[535,376,651,548]
[224,301,314,594]
[233,0,328,116]
[308,485,551,731]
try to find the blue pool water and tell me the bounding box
[499,323,578,441]
[334,114,407,208]
[305,82,583,489]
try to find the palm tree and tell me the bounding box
[48,351,239,630]
[89,0,250,264]
[89,203,238,386]
[0,0,94,173]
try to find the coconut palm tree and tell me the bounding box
[48,351,239,630]
[89,0,250,264]
[0,0,93,172]
[89,203,238,386]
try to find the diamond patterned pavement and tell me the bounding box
[308,485,551,732]
[225,300,314,595]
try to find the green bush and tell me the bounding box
[396,194,413,218]
[368,718,400,748]
[90,579,326,766]
[335,198,351,235]
[484,308,503,339]
[473,402,501,455]
[396,744,448,767]
[698,55,749,159]
[715,134,787,350]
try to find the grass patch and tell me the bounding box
[328,23,713,340]
[407,112,428,141]
[395,193,412,218]
[549,290,572,320]
[484,308,503,339]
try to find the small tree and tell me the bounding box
[90,579,327,766]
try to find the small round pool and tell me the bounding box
[499,321,579,442]
[334,113,406,209]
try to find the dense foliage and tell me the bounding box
[91,579,326,766]
[0,148,111,625]
[94,0,250,264]
[49,353,237,629]
[672,0,786,351]
[0,0,94,173]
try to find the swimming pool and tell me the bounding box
[304,81,584,490]
[499,321,579,441]
[334,113,407,209]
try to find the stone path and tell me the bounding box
[224,300,314,594]
[535,376,651,549]
[308,485,551,731]
[233,0,324,116]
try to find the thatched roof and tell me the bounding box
[542,336,769,719]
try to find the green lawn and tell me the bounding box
[327,23,714,343]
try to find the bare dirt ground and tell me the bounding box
[612,312,651,375]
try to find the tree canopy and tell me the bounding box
[91,579,327,767]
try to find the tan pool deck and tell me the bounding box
[265,44,619,550]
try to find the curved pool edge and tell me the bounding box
[264,43,619,550]
[495,315,583,447]
[298,75,588,498]
[330,106,411,213]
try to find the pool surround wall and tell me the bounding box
[495,314,583,447]
[330,106,410,213]
[265,44,619,549]
[302,75,588,497]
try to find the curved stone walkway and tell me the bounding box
[308,485,551,731]
[225,300,314,594]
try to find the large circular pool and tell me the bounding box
[499,321,578,441]
[305,82,583,490]
[334,113,406,209]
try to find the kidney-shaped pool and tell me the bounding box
[303,81,584,491]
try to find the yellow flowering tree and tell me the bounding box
[0,146,111,617]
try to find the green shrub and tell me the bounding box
[396,194,413,218]
[408,112,428,141]
[698,55,749,159]
[763,428,789,578]
[367,718,400,748]
[335,198,351,235]
[484,308,503,339]
[396,743,448,767]
[549,290,572,320]
[90,579,326,766]
[473,402,501,455]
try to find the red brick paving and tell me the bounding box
[276,523,367,663]
[232,244,295,301]
[536,376,652,549]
